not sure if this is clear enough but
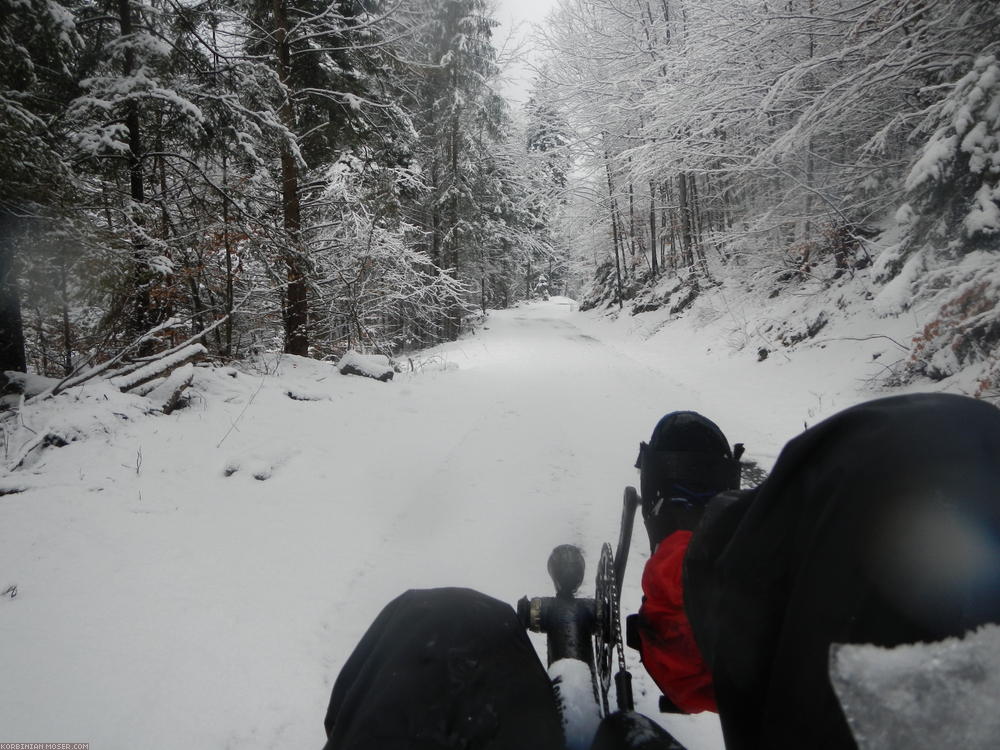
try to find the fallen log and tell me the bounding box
[337,350,394,382]
[26,316,183,403]
[144,363,196,414]
[108,344,206,392]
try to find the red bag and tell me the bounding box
[637,531,718,713]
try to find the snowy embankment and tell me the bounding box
[579,246,985,467]
[0,296,991,750]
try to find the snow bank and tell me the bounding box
[3,379,154,471]
[2,356,208,471]
[831,625,1000,750]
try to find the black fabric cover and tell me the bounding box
[638,450,741,501]
[646,412,734,456]
[590,711,685,750]
[684,393,1000,750]
[322,587,564,750]
[637,411,740,546]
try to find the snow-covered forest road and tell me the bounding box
[1,298,894,750]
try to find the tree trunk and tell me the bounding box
[0,212,27,376]
[447,76,462,341]
[649,181,658,277]
[119,0,151,345]
[800,0,818,272]
[663,180,677,273]
[59,254,72,375]
[610,204,624,310]
[35,307,49,375]
[691,176,711,277]
[627,159,638,269]
[430,160,441,266]
[603,153,624,309]
[661,181,672,272]
[222,152,234,357]
[154,130,176,329]
[677,172,694,269]
[272,0,308,357]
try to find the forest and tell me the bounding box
[542,0,1000,397]
[1,0,568,383]
[2,0,999,395]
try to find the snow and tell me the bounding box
[550,658,601,750]
[45,0,76,37]
[893,202,914,228]
[0,296,988,749]
[71,122,131,155]
[5,379,154,471]
[903,132,956,192]
[831,625,1000,750]
[964,184,1000,236]
[873,246,924,315]
[146,254,175,275]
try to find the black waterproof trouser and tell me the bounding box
[321,588,564,750]
[684,393,1000,749]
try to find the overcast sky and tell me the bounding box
[492,0,560,106]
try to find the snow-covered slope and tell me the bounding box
[0,297,977,749]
